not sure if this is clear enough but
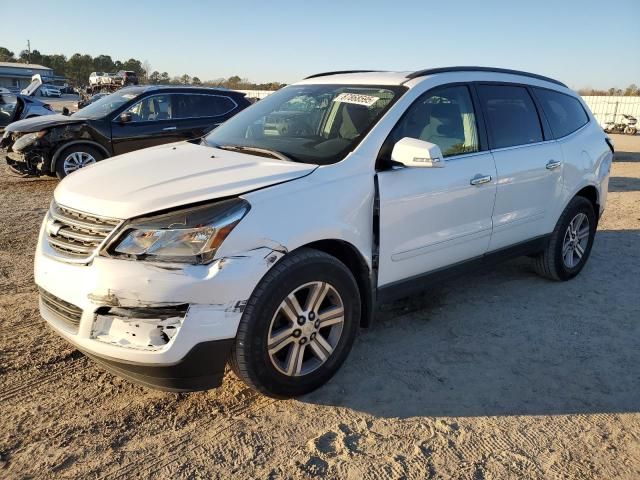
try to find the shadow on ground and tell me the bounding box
[614,150,640,162]
[305,230,640,418]
[609,176,640,192]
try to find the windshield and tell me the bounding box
[73,90,141,119]
[204,84,405,165]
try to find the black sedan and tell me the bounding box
[1,86,251,178]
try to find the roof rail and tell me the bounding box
[304,70,384,80]
[406,66,567,87]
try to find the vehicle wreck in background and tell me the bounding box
[1,85,251,177]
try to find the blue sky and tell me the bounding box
[2,0,638,89]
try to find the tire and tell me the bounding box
[533,196,597,281]
[55,144,103,179]
[230,248,361,398]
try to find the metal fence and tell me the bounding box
[581,96,640,126]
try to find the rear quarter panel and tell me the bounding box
[550,120,611,228]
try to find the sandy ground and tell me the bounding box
[0,135,638,479]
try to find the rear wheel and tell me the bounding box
[230,248,360,398]
[55,145,103,178]
[533,196,597,281]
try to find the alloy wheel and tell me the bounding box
[562,212,590,268]
[63,151,96,175]
[267,281,345,377]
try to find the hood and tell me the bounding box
[55,142,318,218]
[6,114,83,133]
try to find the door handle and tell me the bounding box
[470,174,492,186]
[546,160,562,170]
[162,126,177,131]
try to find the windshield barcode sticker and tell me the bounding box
[333,93,380,107]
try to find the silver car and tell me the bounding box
[0,92,55,131]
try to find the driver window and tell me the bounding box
[124,95,173,122]
[384,85,479,158]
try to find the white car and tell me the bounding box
[40,85,62,98]
[34,67,612,397]
[89,72,105,86]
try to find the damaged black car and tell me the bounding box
[1,85,250,178]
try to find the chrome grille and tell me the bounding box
[46,202,121,261]
[39,288,83,331]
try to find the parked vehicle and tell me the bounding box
[60,85,76,94]
[40,84,62,98]
[603,114,637,135]
[117,70,138,86]
[100,73,123,86]
[89,72,105,86]
[1,85,250,177]
[32,67,612,397]
[1,92,55,131]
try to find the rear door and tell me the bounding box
[377,84,497,286]
[476,84,564,251]
[172,93,239,140]
[111,94,180,154]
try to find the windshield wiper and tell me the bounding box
[214,144,295,162]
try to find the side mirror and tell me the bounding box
[119,112,132,123]
[62,107,70,116]
[391,137,445,168]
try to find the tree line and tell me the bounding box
[577,85,639,96]
[0,46,285,90]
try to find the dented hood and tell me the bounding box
[54,142,317,219]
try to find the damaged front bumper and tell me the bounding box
[34,226,285,391]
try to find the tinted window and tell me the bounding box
[478,85,543,149]
[534,88,588,138]
[174,95,236,119]
[383,85,480,158]
[124,94,173,122]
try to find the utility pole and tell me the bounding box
[27,39,31,63]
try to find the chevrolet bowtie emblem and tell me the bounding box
[46,218,62,236]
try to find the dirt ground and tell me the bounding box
[1,135,638,479]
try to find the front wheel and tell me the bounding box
[230,248,361,398]
[55,145,103,178]
[533,196,597,281]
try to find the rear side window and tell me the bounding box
[174,95,236,119]
[477,85,543,149]
[533,88,588,138]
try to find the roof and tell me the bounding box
[121,85,246,96]
[0,62,53,71]
[297,67,567,89]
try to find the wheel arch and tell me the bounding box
[298,239,375,328]
[574,184,600,217]
[50,140,111,173]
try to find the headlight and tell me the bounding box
[107,199,250,264]
[13,130,47,151]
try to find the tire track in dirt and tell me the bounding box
[0,357,84,403]
[100,387,276,480]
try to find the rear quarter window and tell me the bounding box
[533,88,589,138]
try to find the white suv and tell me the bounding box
[34,67,612,397]
[88,72,105,86]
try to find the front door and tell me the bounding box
[377,85,497,286]
[111,94,180,155]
